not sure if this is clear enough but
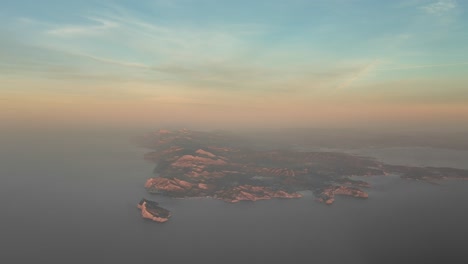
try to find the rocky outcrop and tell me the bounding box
[336,177,371,188]
[255,167,298,177]
[171,155,227,168]
[195,149,217,158]
[145,178,193,194]
[317,186,368,205]
[145,177,302,203]
[215,185,302,203]
[137,199,171,223]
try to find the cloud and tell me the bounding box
[376,62,468,71]
[4,4,398,98]
[333,60,381,92]
[38,6,259,66]
[421,0,457,15]
[46,17,118,37]
[74,52,151,69]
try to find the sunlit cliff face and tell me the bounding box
[1,0,468,131]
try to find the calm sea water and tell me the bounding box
[1,129,468,263]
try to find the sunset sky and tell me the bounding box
[2,0,468,130]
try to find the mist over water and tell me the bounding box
[1,127,468,264]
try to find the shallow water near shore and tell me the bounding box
[1,129,468,263]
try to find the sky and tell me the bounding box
[1,0,468,130]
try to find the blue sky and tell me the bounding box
[1,0,468,128]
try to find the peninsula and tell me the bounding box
[137,129,468,222]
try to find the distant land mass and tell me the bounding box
[136,129,468,222]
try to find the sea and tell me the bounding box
[1,128,468,264]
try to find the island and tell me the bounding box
[137,129,468,222]
[137,198,171,223]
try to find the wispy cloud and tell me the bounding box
[9,2,465,100]
[38,6,259,66]
[74,52,151,69]
[46,17,118,37]
[421,0,457,15]
[376,62,468,71]
[333,60,381,92]
[12,6,342,93]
